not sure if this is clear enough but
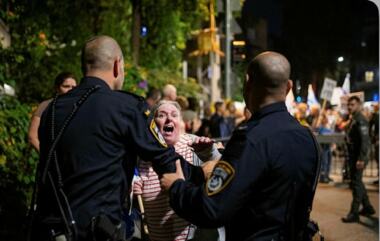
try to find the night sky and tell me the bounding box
[241,0,379,99]
[242,0,283,37]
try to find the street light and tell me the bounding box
[337,56,344,62]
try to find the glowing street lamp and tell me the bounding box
[337,56,344,62]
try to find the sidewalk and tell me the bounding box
[311,175,379,241]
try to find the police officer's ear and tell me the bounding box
[286,79,293,95]
[113,58,121,78]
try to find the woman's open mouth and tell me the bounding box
[163,125,174,134]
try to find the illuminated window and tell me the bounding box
[365,71,374,82]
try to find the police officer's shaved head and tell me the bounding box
[247,51,290,93]
[244,51,292,112]
[81,35,125,90]
[82,35,123,74]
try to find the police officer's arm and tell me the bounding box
[28,99,52,152]
[165,140,267,228]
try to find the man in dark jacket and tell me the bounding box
[342,96,375,222]
[209,101,226,138]
[161,52,320,241]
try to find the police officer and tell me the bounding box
[342,96,375,223]
[30,36,181,241]
[161,51,320,241]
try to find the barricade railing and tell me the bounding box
[212,132,379,178]
[315,133,378,178]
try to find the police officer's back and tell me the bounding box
[161,52,320,241]
[31,36,180,241]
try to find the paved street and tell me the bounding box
[311,175,379,241]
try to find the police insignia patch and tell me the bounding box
[360,126,368,134]
[150,119,168,148]
[206,161,235,196]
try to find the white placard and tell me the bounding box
[320,78,337,101]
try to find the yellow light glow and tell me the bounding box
[233,40,245,46]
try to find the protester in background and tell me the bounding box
[317,114,334,183]
[306,104,320,128]
[295,102,309,127]
[176,95,190,134]
[184,97,201,134]
[145,88,162,109]
[162,84,177,101]
[196,104,213,138]
[209,101,233,141]
[28,72,77,152]
[342,96,375,223]
[224,101,237,135]
[134,100,221,241]
[209,101,225,138]
[176,95,189,111]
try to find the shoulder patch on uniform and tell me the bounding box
[149,119,168,148]
[206,161,235,196]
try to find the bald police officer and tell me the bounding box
[30,36,181,241]
[161,51,320,241]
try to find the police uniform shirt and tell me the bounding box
[169,102,318,241]
[36,77,181,239]
[347,111,370,162]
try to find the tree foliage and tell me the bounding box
[0,0,208,103]
[139,0,209,70]
[0,96,38,240]
[0,1,209,239]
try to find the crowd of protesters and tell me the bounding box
[142,90,378,189]
[292,100,378,183]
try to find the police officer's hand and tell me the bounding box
[202,160,218,180]
[189,136,214,152]
[160,160,185,191]
[356,160,365,170]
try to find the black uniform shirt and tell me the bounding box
[37,77,180,238]
[347,111,370,161]
[169,102,318,241]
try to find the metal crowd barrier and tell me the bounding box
[212,132,378,178]
[315,133,378,178]
[315,133,346,144]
